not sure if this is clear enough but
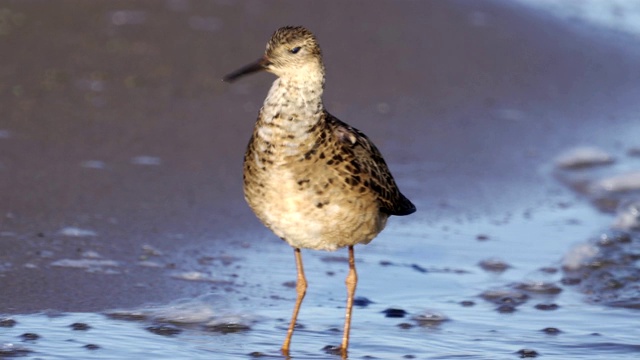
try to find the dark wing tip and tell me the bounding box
[388,195,416,216]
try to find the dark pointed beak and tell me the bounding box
[223,57,270,83]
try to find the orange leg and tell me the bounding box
[281,248,307,356]
[341,245,357,358]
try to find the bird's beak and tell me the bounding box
[223,57,271,83]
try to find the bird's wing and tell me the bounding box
[326,112,416,216]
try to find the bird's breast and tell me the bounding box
[243,144,387,251]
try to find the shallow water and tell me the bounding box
[2,0,640,359]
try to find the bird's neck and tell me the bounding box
[257,76,325,144]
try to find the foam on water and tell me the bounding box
[555,147,615,169]
[594,171,640,193]
[514,0,640,36]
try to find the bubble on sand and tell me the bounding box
[51,259,119,273]
[138,260,164,268]
[412,311,449,327]
[170,271,232,284]
[131,156,161,166]
[81,160,106,169]
[58,227,98,237]
[141,244,163,256]
[81,250,102,259]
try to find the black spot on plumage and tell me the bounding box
[304,148,316,160]
[350,160,361,173]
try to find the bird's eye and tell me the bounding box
[290,46,301,54]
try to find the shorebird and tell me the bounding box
[223,26,415,357]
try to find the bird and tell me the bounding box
[223,26,415,358]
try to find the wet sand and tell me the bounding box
[1,0,640,358]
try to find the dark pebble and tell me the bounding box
[382,308,407,318]
[628,147,640,157]
[105,312,148,321]
[561,277,581,285]
[496,304,517,313]
[460,300,475,307]
[354,296,373,307]
[514,282,562,295]
[320,255,348,263]
[379,260,393,266]
[70,322,91,331]
[84,344,100,350]
[541,327,561,335]
[411,264,428,273]
[516,349,538,358]
[145,324,182,336]
[413,312,449,326]
[322,345,342,355]
[539,267,558,274]
[282,280,296,288]
[397,322,414,329]
[20,333,40,341]
[535,303,559,311]
[0,344,32,357]
[478,259,511,272]
[476,234,490,241]
[480,289,528,306]
[403,355,416,359]
[249,351,267,357]
[205,322,251,334]
[0,318,16,327]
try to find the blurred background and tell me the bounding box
[1,1,639,358]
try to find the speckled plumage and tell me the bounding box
[224,26,415,356]
[236,26,415,251]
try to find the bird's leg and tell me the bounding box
[281,248,307,356]
[341,245,357,358]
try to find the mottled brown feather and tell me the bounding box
[324,111,416,216]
